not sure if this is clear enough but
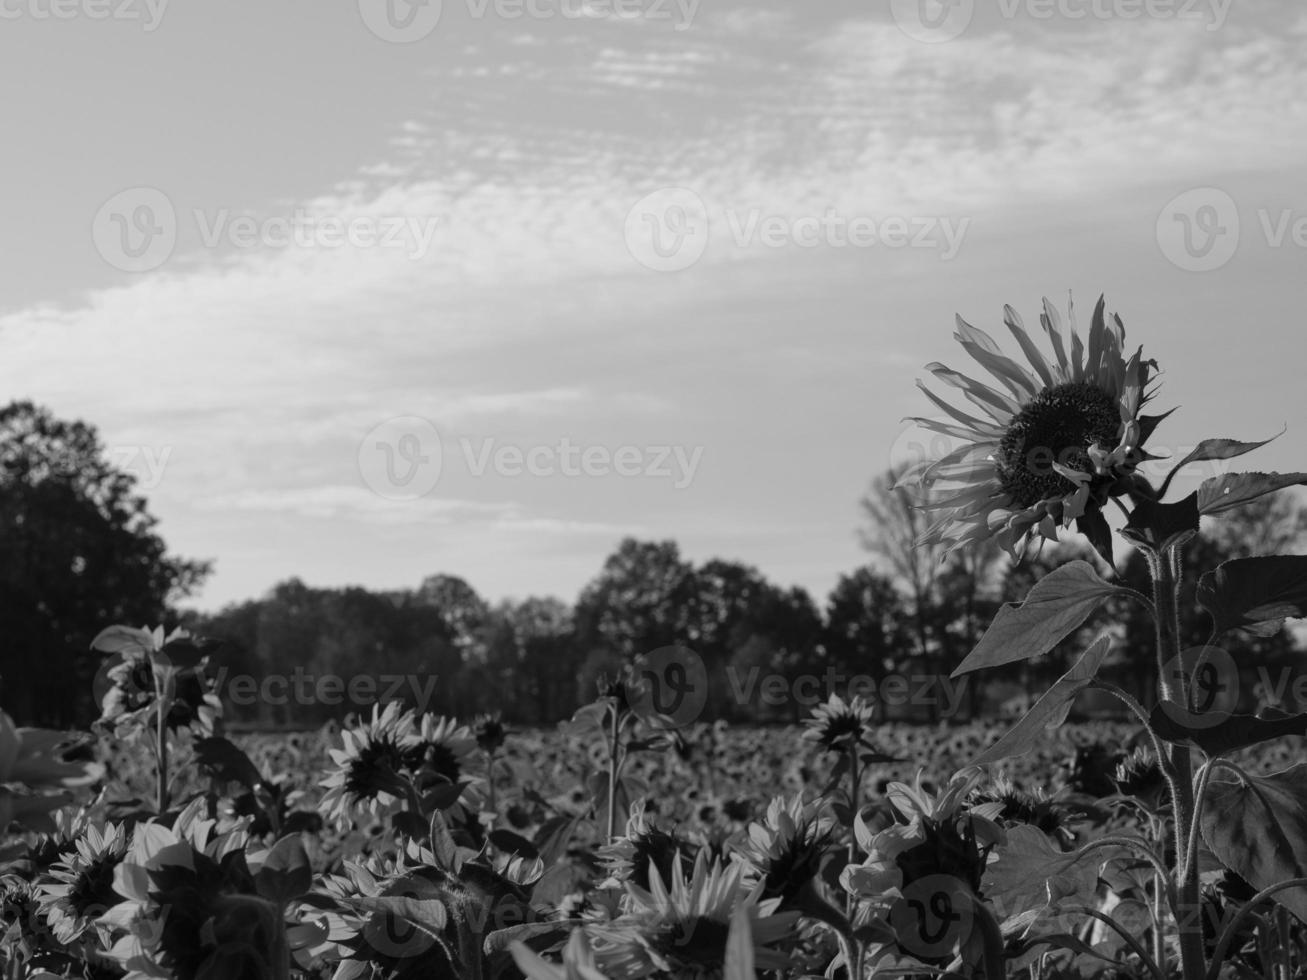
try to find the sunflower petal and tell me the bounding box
[1066,294,1086,382]
[1040,298,1070,379]
[925,363,1020,421]
[954,316,1039,399]
[1003,304,1056,388]
[913,380,1006,436]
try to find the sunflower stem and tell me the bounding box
[606,703,621,842]
[1148,548,1205,980]
[154,672,170,814]
[845,743,861,921]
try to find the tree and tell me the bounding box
[0,401,209,725]
[858,466,1003,719]
[824,566,910,685]
[573,539,700,659]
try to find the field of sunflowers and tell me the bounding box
[6,295,1307,979]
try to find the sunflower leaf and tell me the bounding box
[1198,472,1307,516]
[951,563,1124,676]
[1201,764,1307,924]
[1157,430,1285,499]
[254,834,313,904]
[1196,556,1307,636]
[982,824,1112,923]
[1120,492,1199,554]
[1076,510,1114,568]
[969,634,1113,766]
[1150,705,1307,757]
[193,736,262,789]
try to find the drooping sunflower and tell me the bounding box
[598,799,700,891]
[901,295,1161,561]
[733,794,839,908]
[801,693,878,754]
[586,851,797,980]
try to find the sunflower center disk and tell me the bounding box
[994,382,1122,508]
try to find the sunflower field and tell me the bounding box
[4,296,1307,980]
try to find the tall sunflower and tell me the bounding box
[901,295,1161,561]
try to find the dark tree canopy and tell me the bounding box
[0,401,210,725]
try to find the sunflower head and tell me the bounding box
[473,712,507,754]
[36,820,130,945]
[403,713,476,786]
[734,794,839,907]
[587,851,797,979]
[1113,747,1168,811]
[319,700,419,826]
[968,777,1076,847]
[599,800,700,891]
[801,694,879,754]
[902,295,1162,562]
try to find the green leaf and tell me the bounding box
[1120,492,1199,554]
[1151,705,1307,757]
[429,810,462,873]
[1158,431,1284,498]
[951,563,1124,676]
[1198,472,1307,516]
[970,635,1113,766]
[1197,556,1307,636]
[1075,509,1114,568]
[1201,763,1307,923]
[89,625,155,656]
[193,737,262,789]
[254,834,313,904]
[489,829,539,859]
[982,824,1110,923]
[484,921,571,955]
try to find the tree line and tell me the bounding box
[2,400,1302,728]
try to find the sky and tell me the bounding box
[1,0,1305,613]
